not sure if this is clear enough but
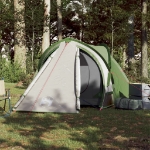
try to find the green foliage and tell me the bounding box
[26,49,40,73]
[123,60,150,83]
[113,48,124,66]
[0,58,25,83]
[25,0,44,59]
[140,77,150,83]
[0,0,14,47]
[25,0,44,40]
[22,73,35,87]
[124,61,141,83]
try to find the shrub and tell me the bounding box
[22,73,35,86]
[0,58,26,83]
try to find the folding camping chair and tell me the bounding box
[0,80,11,116]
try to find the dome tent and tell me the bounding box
[13,38,129,113]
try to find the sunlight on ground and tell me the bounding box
[114,135,129,142]
[146,113,150,117]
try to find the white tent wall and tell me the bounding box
[14,42,65,109]
[14,42,79,113]
[14,45,60,109]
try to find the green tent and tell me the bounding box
[14,38,129,113]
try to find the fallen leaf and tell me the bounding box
[110,127,117,132]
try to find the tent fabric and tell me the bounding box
[14,38,130,113]
[75,48,81,110]
[14,42,78,113]
[0,80,5,96]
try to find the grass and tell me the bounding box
[0,82,149,149]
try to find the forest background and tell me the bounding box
[0,0,149,85]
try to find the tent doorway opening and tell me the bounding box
[79,50,103,106]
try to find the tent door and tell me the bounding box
[80,50,102,106]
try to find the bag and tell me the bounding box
[115,98,143,110]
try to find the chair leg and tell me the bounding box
[9,99,11,113]
[4,99,6,111]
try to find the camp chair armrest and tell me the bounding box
[0,80,11,115]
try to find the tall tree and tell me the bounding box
[57,0,62,40]
[14,0,26,71]
[41,0,50,53]
[141,0,148,78]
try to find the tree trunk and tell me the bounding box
[122,46,127,69]
[14,0,26,71]
[110,8,114,56]
[32,11,35,71]
[41,0,50,53]
[141,0,148,78]
[79,0,85,41]
[128,15,135,66]
[57,0,62,40]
